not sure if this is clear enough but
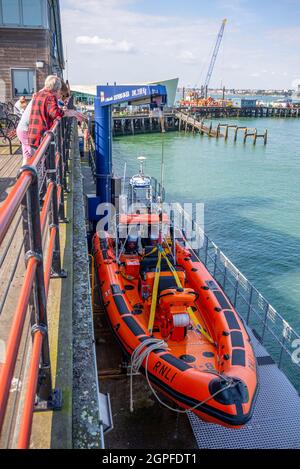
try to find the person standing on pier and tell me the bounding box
[17,79,73,164]
[28,75,82,153]
[14,96,27,118]
[16,93,35,164]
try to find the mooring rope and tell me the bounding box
[130,337,238,414]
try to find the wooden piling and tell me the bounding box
[253,129,257,145]
[224,125,229,140]
[234,126,238,142]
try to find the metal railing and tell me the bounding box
[174,203,300,392]
[0,115,74,448]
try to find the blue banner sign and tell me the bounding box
[96,84,167,106]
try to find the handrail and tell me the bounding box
[0,115,73,448]
[0,120,60,245]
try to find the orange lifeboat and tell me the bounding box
[93,215,258,427]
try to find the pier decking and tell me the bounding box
[183,105,300,119]
[176,111,267,143]
[98,103,300,139]
[0,145,22,205]
[189,328,300,448]
[112,111,178,136]
[110,109,277,140]
[176,111,220,137]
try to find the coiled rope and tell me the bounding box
[130,337,238,414]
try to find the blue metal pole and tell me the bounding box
[94,97,112,202]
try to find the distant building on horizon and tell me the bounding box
[0,0,64,102]
[71,78,179,108]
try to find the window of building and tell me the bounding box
[12,70,36,97]
[2,0,20,24]
[22,0,43,26]
[0,0,47,27]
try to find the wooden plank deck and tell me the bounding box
[0,143,22,206]
[175,111,222,137]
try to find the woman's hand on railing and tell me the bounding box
[64,109,88,122]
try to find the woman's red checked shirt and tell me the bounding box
[28,89,64,147]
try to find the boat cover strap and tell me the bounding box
[160,249,215,345]
[148,250,162,334]
[144,246,158,257]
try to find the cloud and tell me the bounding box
[61,0,220,84]
[60,0,300,88]
[75,36,136,53]
[266,27,300,46]
[177,50,197,64]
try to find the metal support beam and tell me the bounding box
[94,98,112,203]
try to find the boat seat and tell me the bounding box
[140,246,171,276]
[158,274,178,294]
[142,271,186,294]
[140,256,172,278]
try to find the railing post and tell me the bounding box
[233,275,239,307]
[20,165,60,408]
[223,263,227,290]
[213,247,219,279]
[61,117,70,187]
[48,140,67,279]
[246,285,253,325]
[204,235,209,267]
[261,303,269,343]
[57,117,63,158]
[57,121,69,223]
[278,336,286,370]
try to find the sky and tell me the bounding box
[60,0,300,89]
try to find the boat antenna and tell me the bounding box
[137,155,146,176]
[160,136,165,199]
[157,134,165,245]
[122,162,127,195]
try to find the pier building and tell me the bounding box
[0,0,64,102]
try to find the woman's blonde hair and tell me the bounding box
[44,75,62,92]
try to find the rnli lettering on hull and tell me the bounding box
[153,361,177,383]
[102,454,136,466]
